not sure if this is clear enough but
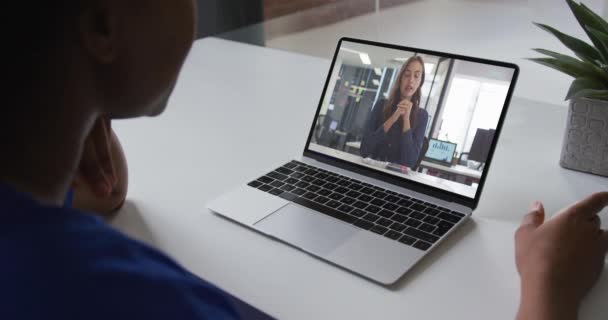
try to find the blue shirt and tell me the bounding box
[360,99,429,167]
[0,184,241,320]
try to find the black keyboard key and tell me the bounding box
[314,196,330,204]
[351,209,366,217]
[411,203,426,211]
[269,188,283,196]
[285,177,299,185]
[397,199,413,207]
[399,235,416,245]
[370,225,388,235]
[403,228,440,244]
[413,241,432,251]
[346,190,362,198]
[324,183,338,190]
[336,180,351,187]
[270,180,285,188]
[424,216,440,225]
[365,205,381,214]
[370,199,386,207]
[383,203,399,211]
[326,176,339,183]
[281,184,296,191]
[316,173,329,180]
[424,208,440,216]
[390,214,407,223]
[301,176,315,183]
[385,195,400,203]
[378,210,394,218]
[389,222,406,232]
[306,185,321,192]
[291,172,305,179]
[358,194,373,202]
[410,211,426,220]
[437,220,455,231]
[386,190,397,196]
[276,167,294,175]
[349,183,364,191]
[303,192,318,200]
[326,200,341,208]
[396,207,412,216]
[304,169,318,175]
[258,184,273,192]
[372,191,388,199]
[353,201,368,209]
[419,223,436,233]
[340,197,356,205]
[360,187,375,195]
[329,193,344,201]
[292,188,307,196]
[450,211,466,218]
[267,171,288,181]
[317,188,331,196]
[438,212,462,223]
[248,180,263,188]
[293,165,308,172]
[354,219,374,230]
[258,176,273,184]
[292,197,356,224]
[295,181,310,189]
[335,186,349,194]
[384,230,402,240]
[338,204,354,213]
[405,219,422,228]
[377,218,392,227]
[284,162,298,169]
[312,179,326,186]
[363,213,380,222]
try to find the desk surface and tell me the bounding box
[111,38,608,320]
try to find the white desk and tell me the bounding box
[110,38,608,320]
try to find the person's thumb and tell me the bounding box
[521,201,545,229]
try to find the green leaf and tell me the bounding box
[579,2,608,34]
[565,0,608,62]
[587,27,608,63]
[566,77,607,100]
[529,50,608,83]
[533,22,601,64]
[568,88,608,100]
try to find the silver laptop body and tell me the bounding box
[207,37,519,285]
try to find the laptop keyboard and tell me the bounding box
[247,161,465,251]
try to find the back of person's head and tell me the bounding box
[5,0,197,125]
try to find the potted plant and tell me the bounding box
[531,0,608,176]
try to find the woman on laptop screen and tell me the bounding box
[360,56,429,168]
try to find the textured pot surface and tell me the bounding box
[560,98,608,176]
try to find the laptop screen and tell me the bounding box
[306,38,517,200]
[425,139,457,166]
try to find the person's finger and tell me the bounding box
[590,215,601,230]
[521,201,545,228]
[566,192,608,219]
[600,230,608,253]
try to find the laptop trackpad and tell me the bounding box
[254,203,358,257]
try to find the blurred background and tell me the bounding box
[197,0,608,106]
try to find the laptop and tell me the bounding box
[424,139,458,167]
[207,37,519,285]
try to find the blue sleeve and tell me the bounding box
[360,100,389,158]
[398,110,428,167]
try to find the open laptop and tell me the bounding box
[424,139,458,167]
[207,37,519,285]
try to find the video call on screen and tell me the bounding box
[309,40,515,198]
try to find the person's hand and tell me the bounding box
[515,193,608,319]
[74,116,116,196]
[396,99,413,118]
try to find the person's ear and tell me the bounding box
[78,1,121,64]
